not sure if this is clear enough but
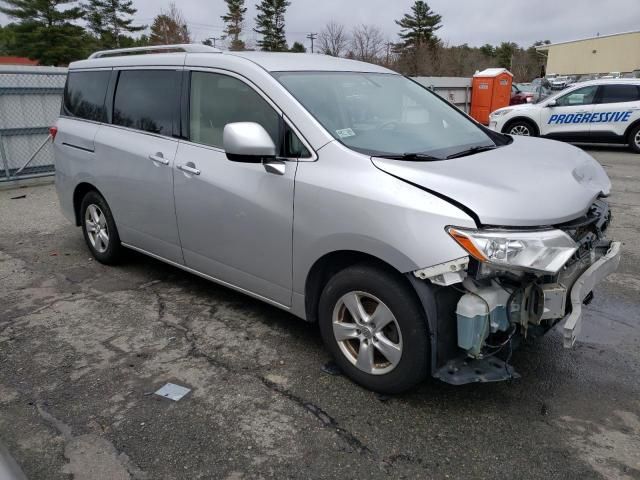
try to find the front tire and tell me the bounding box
[628,124,640,154]
[80,191,123,264]
[504,119,537,137]
[318,263,430,394]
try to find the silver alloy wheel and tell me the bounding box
[510,124,531,136]
[332,291,403,375]
[85,204,109,253]
[635,129,640,149]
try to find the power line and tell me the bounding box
[306,32,318,53]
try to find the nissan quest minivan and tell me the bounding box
[54,44,621,393]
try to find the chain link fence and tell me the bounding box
[0,66,67,182]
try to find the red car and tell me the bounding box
[510,83,550,105]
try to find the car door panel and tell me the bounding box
[96,126,182,263]
[539,85,598,140]
[172,70,298,306]
[590,84,640,142]
[173,143,296,305]
[95,68,184,264]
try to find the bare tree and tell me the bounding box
[350,24,385,63]
[319,21,348,57]
[149,2,191,45]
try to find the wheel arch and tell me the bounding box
[304,250,420,324]
[623,118,640,141]
[72,182,104,226]
[502,116,540,136]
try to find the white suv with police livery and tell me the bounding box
[489,79,640,152]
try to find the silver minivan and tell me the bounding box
[54,44,621,393]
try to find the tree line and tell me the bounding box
[315,2,550,81]
[0,0,549,81]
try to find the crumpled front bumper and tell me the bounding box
[562,241,622,348]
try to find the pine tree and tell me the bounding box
[479,43,495,58]
[395,1,442,50]
[254,0,290,52]
[495,42,517,70]
[0,23,18,55]
[221,0,246,51]
[84,0,145,49]
[0,0,88,65]
[289,41,305,53]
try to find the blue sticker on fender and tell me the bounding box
[548,111,632,124]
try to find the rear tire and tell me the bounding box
[80,191,123,265]
[628,124,640,154]
[318,262,430,394]
[504,119,537,137]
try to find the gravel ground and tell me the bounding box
[0,146,639,480]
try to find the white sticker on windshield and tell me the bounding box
[336,128,356,138]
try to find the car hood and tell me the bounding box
[371,136,611,227]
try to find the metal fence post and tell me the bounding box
[0,133,9,180]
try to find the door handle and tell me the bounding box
[263,159,286,176]
[149,152,169,165]
[177,162,201,176]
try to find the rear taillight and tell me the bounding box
[49,126,58,140]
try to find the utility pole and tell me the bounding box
[385,42,393,65]
[306,32,318,53]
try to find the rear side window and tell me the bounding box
[599,85,640,104]
[63,70,110,122]
[112,70,179,135]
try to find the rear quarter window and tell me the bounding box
[599,84,640,104]
[63,70,111,122]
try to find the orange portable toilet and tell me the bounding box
[470,68,513,125]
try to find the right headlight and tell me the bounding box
[447,227,578,275]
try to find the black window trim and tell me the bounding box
[181,67,317,161]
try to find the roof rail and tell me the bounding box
[88,44,222,59]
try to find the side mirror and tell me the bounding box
[546,100,558,107]
[223,122,276,163]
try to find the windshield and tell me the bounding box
[273,72,496,159]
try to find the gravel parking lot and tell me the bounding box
[1,146,639,480]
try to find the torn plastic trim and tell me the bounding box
[414,256,469,286]
[562,240,621,348]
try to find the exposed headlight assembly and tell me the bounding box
[447,227,578,275]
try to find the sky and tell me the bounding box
[2,0,639,49]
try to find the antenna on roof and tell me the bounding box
[88,44,222,59]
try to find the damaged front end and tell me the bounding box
[413,199,621,385]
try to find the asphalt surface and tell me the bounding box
[0,146,639,480]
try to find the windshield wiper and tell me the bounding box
[446,145,497,159]
[375,152,442,161]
